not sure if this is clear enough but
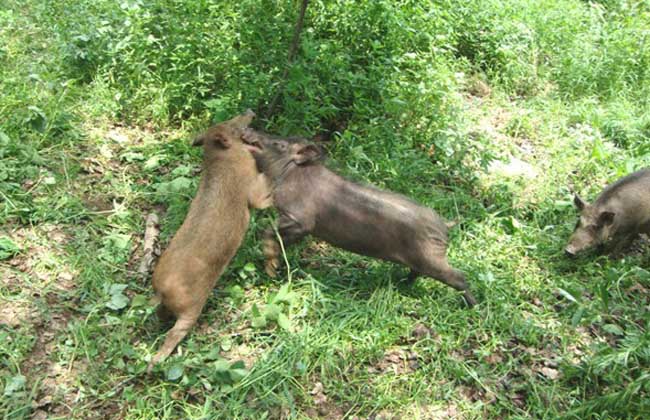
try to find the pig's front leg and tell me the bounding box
[607,231,638,258]
[248,173,273,210]
[262,215,308,277]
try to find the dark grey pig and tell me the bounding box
[242,129,477,307]
[566,168,650,256]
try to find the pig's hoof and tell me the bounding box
[265,262,278,278]
[463,291,477,308]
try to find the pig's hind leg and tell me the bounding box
[405,270,420,283]
[262,216,308,277]
[148,282,207,372]
[156,304,175,322]
[415,248,476,307]
[148,310,201,372]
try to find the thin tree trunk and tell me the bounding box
[266,0,310,118]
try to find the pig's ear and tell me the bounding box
[294,144,322,165]
[573,194,587,211]
[597,211,615,227]
[194,133,231,148]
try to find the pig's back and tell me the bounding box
[312,173,447,263]
[595,169,650,207]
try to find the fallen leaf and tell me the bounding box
[539,367,559,380]
[107,129,128,144]
[310,382,327,406]
[485,352,503,364]
[412,323,432,339]
[31,410,48,420]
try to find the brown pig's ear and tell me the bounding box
[193,133,231,148]
[294,144,323,165]
[597,211,615,227]
[573,194,587,211]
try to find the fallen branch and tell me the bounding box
[138,212,160,277]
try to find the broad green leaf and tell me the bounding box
[226,285,244,302]
[144,155,163,170]
[220,338,232,352]
[109,284,128,294]
[3,374,26,396]
[277,313,292,331]
[171,165,191,177]
[166,364,184,381]
[251,316,267,329]
[272,283,298,304]
[130,294,148,308]
[121,151,145,162]
[213,359,230,373]
[229,368,248,382]
[170,177,192,192]
[602,323,624,336]
[107,234,131,251]
[274,283,290,302]
[263,303,281,321]
[106,292,129,310]
[205,347,221,361]
[230,360,246,370]
[0,237,20,260]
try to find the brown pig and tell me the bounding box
[242,129,477,307]
[566,168,650,257]
[148,110,271,371]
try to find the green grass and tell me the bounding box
[1,0,649,418]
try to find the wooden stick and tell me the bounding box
[138,213,160,277]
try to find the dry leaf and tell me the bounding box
[310,382,327,406]
[539,367,559,380]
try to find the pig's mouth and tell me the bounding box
[242,136,264,154]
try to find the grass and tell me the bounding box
[1,0,649,418]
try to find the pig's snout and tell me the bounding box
[564,247,576,258]
[241,129,264,152]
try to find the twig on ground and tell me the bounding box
[138,213,160,278]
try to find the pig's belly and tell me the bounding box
[312,221,412,265]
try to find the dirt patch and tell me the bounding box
[470,105,513,146]
[367,347,420,375]
[352,403,462,420]
[303,381,346,419]
[20,306,90,418]
[466,76,492,98]
[0,266,23,293]
[221,341,263,369]
[2,225,76,293]
[0,299,36,327]
[407,403,461,419]
[401,323,441,345]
